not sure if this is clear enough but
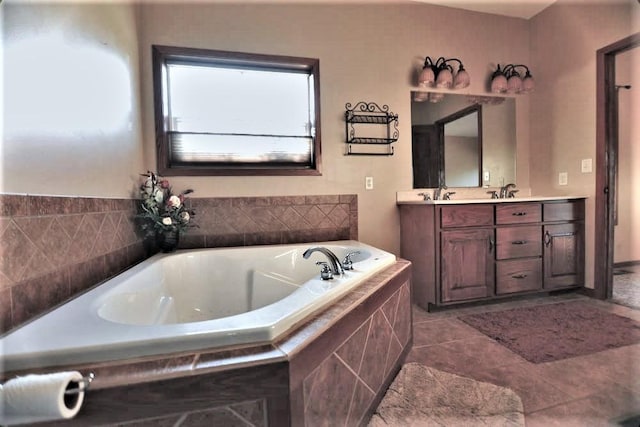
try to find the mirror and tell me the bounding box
[411,92,516,188]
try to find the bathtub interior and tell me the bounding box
[1,241,395,372]
[98,244,374,326]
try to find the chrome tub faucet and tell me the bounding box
[303,247,344,278]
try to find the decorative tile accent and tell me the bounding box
[189,194,357,248]
[0,193,358,334]
[302,282,411,426]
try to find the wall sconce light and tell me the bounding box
[418,56,470,90]
[490,64,535,94]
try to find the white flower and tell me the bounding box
[154,189,164,204]
[161,217,173,226]
[180,211,190,222]
[167,195,181,208]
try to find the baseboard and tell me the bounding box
[578,287,596,298]
[614,260,640,268]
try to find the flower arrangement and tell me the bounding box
[137,171,196,239]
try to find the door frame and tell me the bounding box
[594,33,640,299]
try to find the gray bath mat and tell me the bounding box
[369,363,524,426]
[459,301,640,363]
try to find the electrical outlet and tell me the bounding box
[365,176,374,190]
[581,158,593,173]
[559,172,568,186]
[483,170,490,182]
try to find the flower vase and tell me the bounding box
[158,230,180,253]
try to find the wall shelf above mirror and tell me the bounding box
[411,92,516,188]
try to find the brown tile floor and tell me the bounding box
[406,293,640,426]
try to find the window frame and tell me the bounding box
[151,44,322,176]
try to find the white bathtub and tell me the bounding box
[1,241,396,371]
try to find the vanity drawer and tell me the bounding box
[543,201,585,222]
[495,203,541,224]
[495,226,542,260]
[440,205,494,228]
[496,258,543,295]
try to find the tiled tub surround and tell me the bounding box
[0,194,358,334]
[183,194,358,248]
[5,261,412,426]
[0,194,143,334]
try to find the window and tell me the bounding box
[152,45,321,176]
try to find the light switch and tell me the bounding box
[365,176,374,190]
[483,170,490,182]
[581,158,593,173]
[559,172,568,186]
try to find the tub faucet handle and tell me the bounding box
[316,261,334,280]
[342,251,361,271]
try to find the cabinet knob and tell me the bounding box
[511,240,527,245]
[512,212,527,216]
[512,273,528,279]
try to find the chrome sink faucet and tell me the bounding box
[434,185,448,200]
[499,183,517,199]
[303,247,344,277]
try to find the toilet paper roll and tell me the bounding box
[0,371,85,426]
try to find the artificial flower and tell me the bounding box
[167,195,181,208]
[136,171,196,239]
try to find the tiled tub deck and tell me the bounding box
[6,261,412,427]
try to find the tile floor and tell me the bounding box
[613,264,640,310]
[406,293,640,426]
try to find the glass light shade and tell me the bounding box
[418,67,435,87]
[435,68,453,88]
[507,75,523,93]
[522,75,535,93]
[453,69,470,89]
[491,74,508,93]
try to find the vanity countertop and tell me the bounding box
[397,195,587,205]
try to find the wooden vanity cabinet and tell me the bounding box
[399,198,585,311]
[495,203,543,296]
[543,202,585,289]
[438,205,494,303]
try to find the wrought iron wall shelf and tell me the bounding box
[345,102,398,156]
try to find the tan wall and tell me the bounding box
[135,2,532,254]
[8,1,635,264]
[614,47,640,263]
[529,0,635,287]
[1,2,145,197]
[2,1,532,255]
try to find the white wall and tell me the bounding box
[1,2,145,197]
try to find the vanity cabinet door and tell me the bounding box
[543,223,584,289]
[440,229,494,303]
